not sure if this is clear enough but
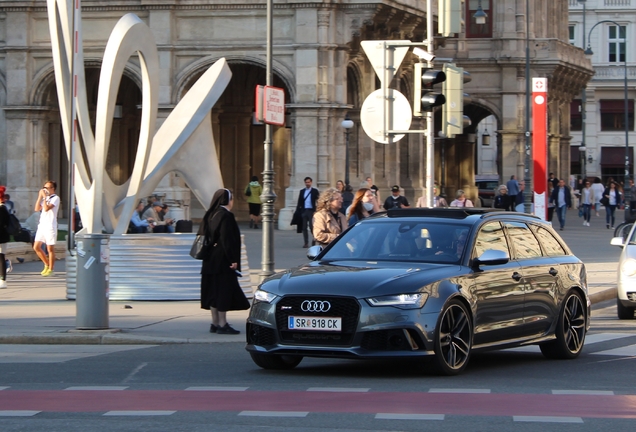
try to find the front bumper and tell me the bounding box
[245,295,439,359]
[617,275,636,304]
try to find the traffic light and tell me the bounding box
[439,0,463,37]
[413,63,446,117]
[442,63,472,138]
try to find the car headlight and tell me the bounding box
[254,289,278,303]
[620,258,636,277]
[366,293,428,309]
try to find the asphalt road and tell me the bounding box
[1,298,635,431]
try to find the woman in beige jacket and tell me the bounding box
[312,188,348,247]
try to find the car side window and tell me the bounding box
[504,221,542,259]
[532,225,567,256]
[474,221,509,258]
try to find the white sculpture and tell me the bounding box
[46,1,231,234]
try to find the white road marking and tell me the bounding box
[590,344,636,357]
[504,333,635,354]
[239,411,309,417]
[376,413,444,420]
[185,386,248,391]
[104,411,176,416]
[513,416,583,423]
[0,411,40,417]
[122,362,147,384]
[65,386,128,391]
[429,388,491,394]
[307,387,370,392]
[0,345,154,364]
[585,333,631,344]
[552,390,614,395]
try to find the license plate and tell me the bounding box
[288,316,342,332]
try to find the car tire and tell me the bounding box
[540,291,587,360]
[249,352,303,370]
[433,299,473,376]
[616,298,635,320]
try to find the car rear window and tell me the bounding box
[323,220,470,264]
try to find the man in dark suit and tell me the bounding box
[549,179,572,231]
[296,177,319,248]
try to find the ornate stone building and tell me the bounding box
[568,0,635,185]
[0,1,592,223]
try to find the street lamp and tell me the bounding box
[482,128,491,146]
[578,0,587,182]
[585,20,630,184]
[260,0,276,281]
[341,115,354,187]
[524,0,531,214]
[473,0,488,25]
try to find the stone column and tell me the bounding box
[279,106,320,229]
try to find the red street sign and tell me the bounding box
[264,86,285,126]
[533,77,548,220]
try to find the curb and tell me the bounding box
[0,333,235,345]
[0,288,617,346]
[589,287,617,306]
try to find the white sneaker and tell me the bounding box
[5,259,12,273]
[0,279,6,289]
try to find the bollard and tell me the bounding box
[75,233,110,329]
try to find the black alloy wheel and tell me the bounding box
[540,291,587,359]
[434,300,473,376]
[250,352,303,370]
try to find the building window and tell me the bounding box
[569,25,576,45]
[466,0,492,38]
[570,99,582,131]
[608,25,626,63]
[600,100,634,131]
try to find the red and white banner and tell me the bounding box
[532,78,548,220]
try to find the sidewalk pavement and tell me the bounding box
[0,209,622,345]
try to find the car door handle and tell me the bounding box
[512,272,523,281]
[549,267,558,276]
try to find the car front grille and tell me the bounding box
[275,296,360,346]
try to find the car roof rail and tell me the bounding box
[384,208,499,219]
[481,211,542,220]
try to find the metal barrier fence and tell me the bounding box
[66,234,253,301]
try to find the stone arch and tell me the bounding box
[346,61,364,108]
[174,55,296,104]
[29,60,143,215]
[174,57,294,221]
[465,98,502,131]
[30,60,143,107]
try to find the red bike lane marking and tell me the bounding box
[1,390,635,418]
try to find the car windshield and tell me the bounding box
[323,220,470,264]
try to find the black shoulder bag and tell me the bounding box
[190,211,220,260]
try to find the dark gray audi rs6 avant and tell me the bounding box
[246,208,590,375]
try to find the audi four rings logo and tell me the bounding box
[301,300,331,312]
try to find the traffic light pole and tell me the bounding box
[425,0,435,208]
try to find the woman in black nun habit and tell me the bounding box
[200,189,250,334]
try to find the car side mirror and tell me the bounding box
[474,249,509,267]
[307,245,323,260]
[610,237,625,248]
